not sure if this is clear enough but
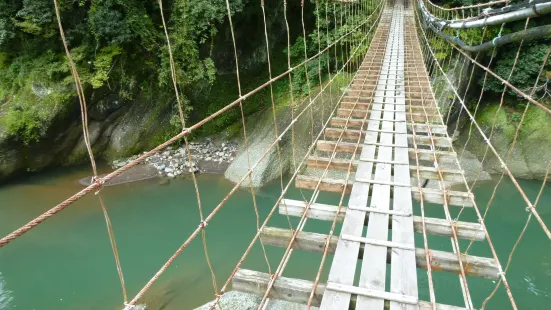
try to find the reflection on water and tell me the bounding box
[0,165,550,309]
[0,273,14,310]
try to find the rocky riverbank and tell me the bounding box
[111,138,238,178]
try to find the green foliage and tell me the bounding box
[0,0,248,143]
[13,0,56,37]
[91,44,122,88]
[285,0,372,96]
[482,43,551,96]
[2,88,70,144]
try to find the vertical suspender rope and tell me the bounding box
[260,0,295,234]
[480,44,551,308]
[416,8,519,307]
[157,1,222,308]
[52,0,128,304]
[223,0,273,281]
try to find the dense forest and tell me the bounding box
[0,0,252,144]
[0,0,361,145]
[0,0,549,181]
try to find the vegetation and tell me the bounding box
[431,0,551,103]
[0,0,246,143]
[0,0,374,144]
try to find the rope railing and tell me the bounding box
[3,1,551,310]
[415,0,551,307]
[417,4,551,241]
[129,1,385,307]
[0,0,379,250]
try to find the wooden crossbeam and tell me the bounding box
[337,108,441,122]
[232,269,469,309]
[260,227,498,279]
[330,117,447,134]
[278,199,485,241]
[346,90,433,100]
[340,101,439,113]
[316,140,458,163]
[323,128,452,147]
[306,156,464,182]
[295,175,473,206]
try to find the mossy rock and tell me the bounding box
[459,103,551,180]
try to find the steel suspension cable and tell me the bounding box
[414,6,518,307]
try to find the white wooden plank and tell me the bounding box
[390,2,419,309]
[277,199,485,241]
[232,268,469,310]
[326,282,418,305]
[356,23,396,308]
[320,10,394,309]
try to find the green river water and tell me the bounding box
[0,164,550,310]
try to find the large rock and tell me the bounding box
[0,88,174,183]
[457,104,551,180]
[225,81,349,187]
[194,291,318,310]
[430,56,472,128]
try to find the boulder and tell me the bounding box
[457,104,551,180]
[194,291,318,310]
[225,85,342,187]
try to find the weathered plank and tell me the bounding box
[295,175,474,206]
[355,44,395,309]
[319,9,393,309]
[336,108,441,122]
[330,117,447,134]
[390,6,419,308]
[323,128,452,148]
[277,199,485,241]
[316,140,458,163]
[232,269,469,310]
[306,156,463,182]
[260,227,499,279]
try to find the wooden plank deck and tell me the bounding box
[321,1,419,308]
[230,0,498,308]
[318,6,394,309]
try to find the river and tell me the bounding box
[0,164,550,309]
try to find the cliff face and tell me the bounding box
[457,104,551,180]
[225,76,351,188]
[0,0,309,183]
[0,87,174,182]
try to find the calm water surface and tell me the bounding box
[0,165,550,309]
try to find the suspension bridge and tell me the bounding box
[1,0,551,309]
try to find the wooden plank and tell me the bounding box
[326,282,418,305]
[232,269,469,310]
[320,13,391,307]
[307,156,463,182]
[336,108,441,122]
[295,175,353,193]
[233,269,325,307]
[316,140,458,163]
[390,6,419,308]
[330,117,447,134]
[411,187,474,207]
[260,227,499,279]
[295,175,474,207]
[355,51,394,308]
[277,199,485,241]
[340,102,439,113]
[341,234,416,251]
[323,128,452,147]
